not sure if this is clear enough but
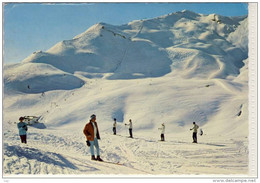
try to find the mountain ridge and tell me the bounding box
[14,11,247,80]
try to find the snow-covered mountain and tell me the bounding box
[3,10,249,176]
[17,10,247,79]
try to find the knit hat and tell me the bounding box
[90,114,96,120]
[19,117,24,121]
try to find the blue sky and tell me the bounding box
[3,3,248,64]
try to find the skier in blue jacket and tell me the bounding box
[17,117,28,144]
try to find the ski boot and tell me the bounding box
[96,156,103,162]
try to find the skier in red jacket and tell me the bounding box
[83,114,103,161]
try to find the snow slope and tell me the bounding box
[4,63,84,93]
[3,10,249,176]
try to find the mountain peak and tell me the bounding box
[175,9,201,17]
[181,9,198,14]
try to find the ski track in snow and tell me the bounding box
[3,126,248,176]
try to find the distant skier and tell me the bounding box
[17,117,28,144]
[113,118,117,135]
[190,122,199,143]
[158,123,165,141]
[125,119,133,138]
[83,114,103,161]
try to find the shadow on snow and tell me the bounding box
[4,144,78,170]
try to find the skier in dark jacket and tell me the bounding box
[17,117,28,144]
[113,118,117,135]
[83,114,103,161]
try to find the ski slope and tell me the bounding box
[3,10,249,176]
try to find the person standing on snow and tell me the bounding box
[113,118,117,135]
[83,114,103,161]
[17,117,28,144]
[190,122,199,143]
[158,123,165,141]
[125,119,133,138]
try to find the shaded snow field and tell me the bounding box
[3,10,249,176]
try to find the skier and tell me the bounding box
[83,114,103,161]
[125,119,133,138]
[113,118,117,135]
[17,117,28,144]
[158,123,165,141]
[190,122,199,143]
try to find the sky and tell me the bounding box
[3,3,248,64]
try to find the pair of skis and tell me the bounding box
[98,161,123,166]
